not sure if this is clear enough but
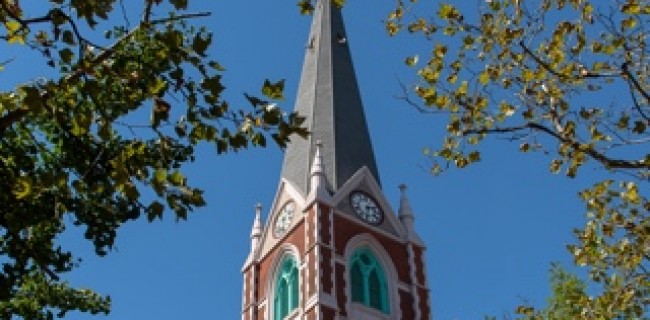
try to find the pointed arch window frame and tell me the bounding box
[348,247,390,314]
[273,255,300,320]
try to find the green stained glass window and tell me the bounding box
[274,256,299,320]
[351,262,365,303]
[349,248,390,314]
[368,269,381,309]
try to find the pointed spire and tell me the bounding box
[250,203,263,254]
[398,184,423,244]
[306,140,333,204]
[243,203,264,269]
[280,0,380,195]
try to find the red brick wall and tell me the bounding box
[320,205,331,244]
[258,221,305,299]
[306,207,316,249]
[332,215,411,283]
[399,289,415,319]
[321,248,333,294]
[418,287,431,319]
[413,246,426,286]
[322,306,336,319]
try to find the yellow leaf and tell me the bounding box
[4,20,25,45]
[622,17,637,30]
[13,177,32,199]
[622,182,640,204]
[405,55,419,66]
[5,20,21,33]
[479,71,489,85]
[457,81,468,95]
[522,69,534,81]
[622,3,641,14]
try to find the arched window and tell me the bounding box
[349,248,390,314]
[274,256,299,320]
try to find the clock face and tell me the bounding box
[274,201,295,238]
[350,192,383,225]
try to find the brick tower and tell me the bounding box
[241,1,431,319]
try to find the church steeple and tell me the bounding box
[280,0,380,196]
[241,3,431,319]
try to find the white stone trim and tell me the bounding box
[241,269,247,317]
[328,207,336,311]
[418,247,432,317]
[406,243,421,319]
[257,179,307,262]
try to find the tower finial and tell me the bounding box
[398,184,423,244]
[250,203,263,250]
[306,140,333,205]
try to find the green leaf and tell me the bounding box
[632,121,646,134]
[192,33,212,56]
[151,98,171,128]
[154,168,167,184]
[169,170,185,186]
[297,0,314,15]
[170,0,188,9]
[261,79,285,100]
[208,60,225,71]
[62,30,75,45]
[147,201,165,222]
[200,75,225,96]
[71,108,93,136]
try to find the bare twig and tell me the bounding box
[394,76,444,114]
[621,62,650,121]
[463,122,650,169]
[142,0,154,23]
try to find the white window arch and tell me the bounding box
[266,244,302,320]
[344,233,400,320]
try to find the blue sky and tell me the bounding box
[3,1,609,319]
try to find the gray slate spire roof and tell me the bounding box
[280,0,380,195]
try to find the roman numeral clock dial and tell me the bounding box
[274,201,295,238]
[350,191,383,225]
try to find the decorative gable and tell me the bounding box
[332,166,407,240]
[257,179,307,262]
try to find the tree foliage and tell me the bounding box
[0,0,306,318]
[388,0,649,318]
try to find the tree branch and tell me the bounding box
[463,122,650,169]
[67,12,211,82]
[0,8,211,138]
[519,41,621,81]
[621,62,650,122]
[394,76,444,114]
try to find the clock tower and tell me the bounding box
[241,1,431,319]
